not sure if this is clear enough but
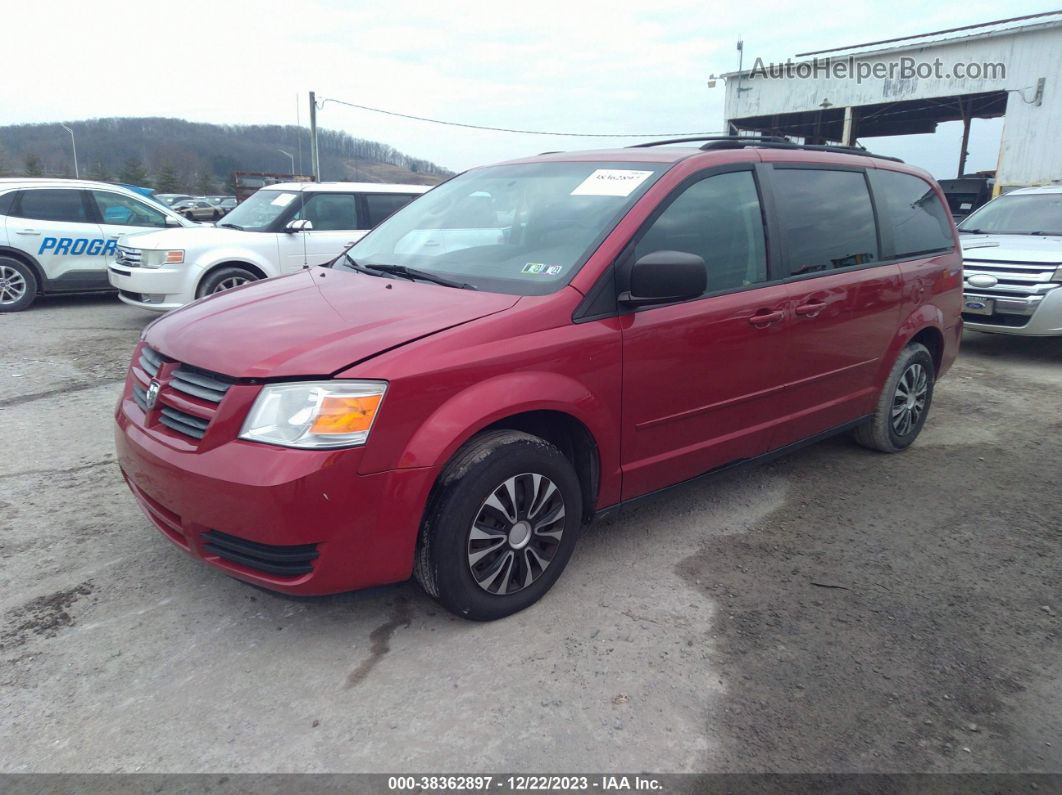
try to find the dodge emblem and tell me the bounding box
[145,380,161,409]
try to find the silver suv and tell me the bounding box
[958,186,1062,336]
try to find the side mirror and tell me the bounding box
[285,219,313,233]
[619,250,707,307]
[165,215,183,227]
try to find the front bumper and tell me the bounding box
[108,263,196,312]
[963,285,1062,336]
[115,395,436,595]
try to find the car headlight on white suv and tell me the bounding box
[141,249,185,268]
[239,381,387,449]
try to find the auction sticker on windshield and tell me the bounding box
[270,193,297,207]
[570,169,654,197]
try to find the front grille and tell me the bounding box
[201,530,318,577]
[159,406,210,439]
[963,257,1059,298]
[139,346,164,378]
[962,312,1030,328]
[116,246,142,267]
[171,365,234,403]
[130,346,237,443]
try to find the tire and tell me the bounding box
[853,342,935,453]
[414,430,583,621]
[0,257,38,312]
[197,266,259,297]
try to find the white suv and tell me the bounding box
[958,186,1062,336]
[107,182,431,311]
[0,179,195,312]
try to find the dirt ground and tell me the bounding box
[1,293,1059,773]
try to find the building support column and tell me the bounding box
[958,98,971,177]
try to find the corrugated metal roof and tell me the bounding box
[796,10,1062,59]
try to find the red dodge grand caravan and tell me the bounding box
[116,138,962,620]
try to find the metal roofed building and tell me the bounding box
[722,10,1062,192]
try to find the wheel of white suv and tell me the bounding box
[0,257,37,312]
[853,342,935,453]
[414,430,583,621]
[198,266,259,297]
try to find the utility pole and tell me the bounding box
[60,123,79,178]
[308,91,320,181]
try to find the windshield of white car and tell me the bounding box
[334,161,668,296]
[219,189,300,232]
[959,193,1062,236]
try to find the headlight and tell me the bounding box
[142,249,185,268]
[239,381,387,449]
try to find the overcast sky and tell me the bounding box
[3,0,1050,176]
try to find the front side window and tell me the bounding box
[217,189,299,232]
[92,191,168,227]
[365,193,417,227]
[340,161,668,295]
[634,170,767,295]
[958,192,1062,236]
[296,193,360,231]
[773,169,879,276]
[15,189,88,223]
[870,170,953,257]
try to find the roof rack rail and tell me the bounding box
[630,134,904,163]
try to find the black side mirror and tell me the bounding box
[619,250,707,307]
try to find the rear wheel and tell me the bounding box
[197,266,259,297]
[853,342,934,452]
[0,257,37,312]
[415,430,583,621]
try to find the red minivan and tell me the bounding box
[115,138,962,620]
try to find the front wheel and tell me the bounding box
[0,257,37,312]
[853,342,935,452]
[415,430,583,621]
[197,266,259,297]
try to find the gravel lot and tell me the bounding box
[1,293,1059,773]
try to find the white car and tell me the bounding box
[0,178,195,312]
[107,181,432,311]
[958,185,1062,336]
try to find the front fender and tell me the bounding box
[392,370,621,508]
[191,246,280,278]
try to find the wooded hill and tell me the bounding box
[0,117,452,193]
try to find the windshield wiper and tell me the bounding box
[364,263,477,290]
[217,222,244,230]
[337,253,384,277]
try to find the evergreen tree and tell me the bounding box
[155,162,180,193]
[119,157,150,187]
[24,154,44,176]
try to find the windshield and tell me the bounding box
[959,193,1062,235]
[219,189,299,231]
[337,161,668,295]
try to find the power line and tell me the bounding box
[316,97,721,138]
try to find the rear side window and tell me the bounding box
[92,191,168,227]
[0,191,14,216]
[773,169,878,276]
[297,193,360,231]
[365,193,416,227]
[634,170,767,295]
[870,170,953,257]
[15,189,89,223]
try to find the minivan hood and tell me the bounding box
[960,232,1062,264]
[144,269,520,378]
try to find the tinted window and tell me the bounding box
[0,190,14,216]
[773,169,878,275]
[365,193,416,227]
[92,191,168,227]
[16,189,89,223]
[871,170,953,256]
[297,193,359,231]
[634,170,767,294]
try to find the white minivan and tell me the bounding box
[0,179,195,312]
[107,182,431,311]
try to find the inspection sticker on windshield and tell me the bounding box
[571,169,654,197]
[270,192,297,207]
[522,263,564,275]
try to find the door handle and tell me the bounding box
[16,229,40,236]
[794,301,826,317]
[748,310,784,327]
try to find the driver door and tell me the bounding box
[297,192,365,268]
